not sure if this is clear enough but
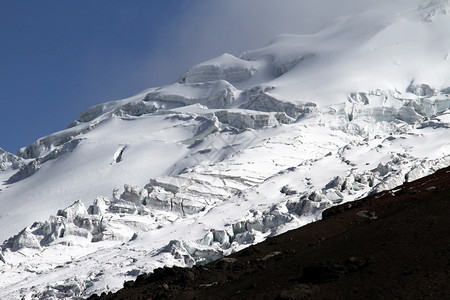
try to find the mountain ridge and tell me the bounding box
[1,1,449,298]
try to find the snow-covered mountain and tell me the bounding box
[1,0,450,298]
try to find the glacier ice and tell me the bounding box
[239,90,317,119]
[144,80,238,109]
[6,160,39,183]
[1,1,450,298]
[179,53,258,84]
[2,84,449,299]
[0,148,22,171]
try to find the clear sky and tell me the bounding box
[0,0,374,154]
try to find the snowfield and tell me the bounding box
[1,0,450,299]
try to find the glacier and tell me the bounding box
[1,0,450,299]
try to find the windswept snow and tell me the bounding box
[179,53,259,84]
[1,1,450,299]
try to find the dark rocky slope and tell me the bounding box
[89,165,450,299]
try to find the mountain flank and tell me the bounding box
[89,165,450,299]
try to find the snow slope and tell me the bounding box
[1,0,450,298]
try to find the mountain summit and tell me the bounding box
[1,1,449,298]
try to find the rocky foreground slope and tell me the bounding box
[89,165,450,300]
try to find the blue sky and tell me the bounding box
[0,0,369,153]
[1,1,189,153]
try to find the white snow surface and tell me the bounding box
[1,1,450,298]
